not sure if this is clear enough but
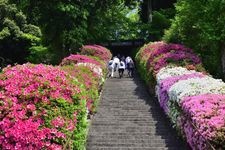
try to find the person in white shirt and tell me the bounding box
[118,60,125,78]
[125,56,131,64]
[113,56,120,72]
[107,59,115,77]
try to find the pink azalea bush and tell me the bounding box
[148,43,194,63]
[135,42,166,83]
[146,43,203,75]
[0,63,87,150]
[60,53,110,114]
[181,94,225,149]
[136,41,166,66]
[60,54,103,68]
[60,54,105,77]
[150,50,201,74]
[61,64,101,114]
[80,45,112,63]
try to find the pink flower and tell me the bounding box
[80,45,112,62]
[0,63,86,149]
[181,94,225,149]
[26,104,36,111]
[60,54,103,67]
[51,117,65,128]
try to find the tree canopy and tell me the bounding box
[0,0,43,65]
[0,0,175,65]
[163,0,225,78]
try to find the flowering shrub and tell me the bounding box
[150,51,201,74]
[181,94,225,149]
[136,41,166,66]
[148,43,194,63]
[60,53,106,115]
[135,42,166,83]
[0,42,112,149]
[146,43,202,75]
[156,70,205,114]
[0,63,87,150]
[80,45,112,62]
[60,54,105,77]
[60,54,103,68]
[168,77,225,129]
[136,41,225,149]
[61,64,101,114]
[169,77,225,104]
[156,66,198,84]
[76,63,104,78]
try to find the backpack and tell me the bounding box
[128,62,134,68]
[109,61,113,65]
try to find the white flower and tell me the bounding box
[76,63,103,78]
[168,76,225,104]
[156,66,197,84]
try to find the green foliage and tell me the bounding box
[61,64,101,114]
[0,27,10,39]
[0,0,47,65]
[163,0,225,78]
[23,24,42,37]
[26,46,53,64]
[72,99,88,150]
[135,43,152,84]
[141,8,175,41]
[8,0,145,63]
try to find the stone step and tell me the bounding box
[101,95,150,98]
[91,121,169,126]
[87,136,180,141]
[98,101,151,105]
[91,120,167,125]
[98,102,151,105]
[87,134,178,140]
[91,116,164,120]
[90,124,169,129]
[89,127,172,135]
[88,132,179,138]
[86,146,184,150]
[86,142,184,148]
[97,106,152,110]
[89,129,173,135]
[101,98,151,102]
[86,73,189,149]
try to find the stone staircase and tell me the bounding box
[86,73,190,150]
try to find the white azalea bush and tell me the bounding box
[156,66,198,84]
[155,66,205,114]
[169,77,225,103]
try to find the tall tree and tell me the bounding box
[0,0,42,66]
[163,0,225,78]
[10,0,145,63]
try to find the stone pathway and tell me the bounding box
[86,73,190,150]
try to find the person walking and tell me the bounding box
[107,59,115,78]
[126,58,134,77]
[125,56,131,69]
[113,56,120,72]
[118,60,125,78]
